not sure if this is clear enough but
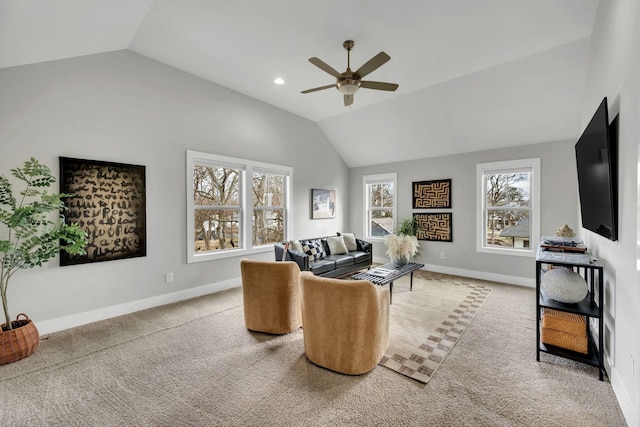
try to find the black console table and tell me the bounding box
[535,247,606,380]
[352,262,424,304]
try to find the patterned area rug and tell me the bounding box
[379,270,492,383]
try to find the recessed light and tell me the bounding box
[274,78,285,85]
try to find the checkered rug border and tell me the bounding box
[379,276,492,384]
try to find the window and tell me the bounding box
[252,169,287,246]
[187,151,291,263]
[363,173,397,239]
[476,158,540,256]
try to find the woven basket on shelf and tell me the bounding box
[0,313,40,365]
[541,309,588,354]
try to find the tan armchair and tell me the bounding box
[299,272,390,375]
[240,258,302,334]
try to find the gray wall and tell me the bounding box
[0,50,348,331]
[578,1,640,424]
[349,140,578,284]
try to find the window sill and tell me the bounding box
[477,246,534,258]
[188,244,273,264]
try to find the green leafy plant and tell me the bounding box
[0,158,87,330]
[397,217,419,236]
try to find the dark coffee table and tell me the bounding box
[351,262,424,304]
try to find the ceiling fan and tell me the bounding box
[301,40,399,107]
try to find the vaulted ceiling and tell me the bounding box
[0,0,599,167]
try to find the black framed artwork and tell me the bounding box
[412,179,452,209]
[414,212,453,242]
[59,157,147,266]
[311,189,336,219]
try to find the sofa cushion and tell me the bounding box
[339,232,358,252]
[289,240,303,253]
[324,254,354,268]
[302,239,325,262]
[326,236,349,255]
[350,251,370,263]
[309,259,335,275]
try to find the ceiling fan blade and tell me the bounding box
[344,94,353,106]
[360,81,399,91]
[309,57,342,78]
[354,52,390,78]
[301,84,336,94]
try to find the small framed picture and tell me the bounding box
[311,189,336,219]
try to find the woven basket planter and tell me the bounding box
[0,313,40,365]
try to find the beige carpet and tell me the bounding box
[379,271,491,383]
[0,273,627,426]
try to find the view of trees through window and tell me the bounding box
[193,164,241,253]
[252,171,285,246]
[367,181,394,237]
[483,171,531,248]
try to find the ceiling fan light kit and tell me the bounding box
[302,40,398,106]
[337,78,361,95]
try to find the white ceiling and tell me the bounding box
[0,0,599,167]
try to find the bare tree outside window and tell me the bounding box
[253,171,286,246]
[365,177,395,237]
[187,151,292,263]
[484,172,530,248]
[193,164,240,253]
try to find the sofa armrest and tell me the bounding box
[287,249,309,271]
[274,243,308,271]
[356,238,372,253]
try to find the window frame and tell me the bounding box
[186,150,292,263]
[476,158,540,257]
[363,172,397,242]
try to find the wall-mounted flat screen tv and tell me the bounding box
[575,97,618,241]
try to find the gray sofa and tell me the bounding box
[274,234,372,278]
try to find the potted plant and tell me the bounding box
[384,217,420,266]
[0,158,87,364]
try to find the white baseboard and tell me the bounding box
[372,256,534,287]
[38,261,533,335]
[610,366,638,427]
[36,278,240,336]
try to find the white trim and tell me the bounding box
[424,263,534,287]
[371,255,533,287]
[36,278,241,335]
[186,150,292,264]
[476,158,540,258]
[610,367,637,427]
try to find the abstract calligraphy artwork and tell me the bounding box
[414,212,453,242]
[59,157,147,265]
[412,179,452,209]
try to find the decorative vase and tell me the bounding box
[0,313,40,365]
[394,254,410,267]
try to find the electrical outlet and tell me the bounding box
[165,272,174,283]
[440,252,445,260]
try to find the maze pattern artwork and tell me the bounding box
[412,179,451,209]
[415,213,452,242]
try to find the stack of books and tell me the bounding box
[540,236,587,253]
